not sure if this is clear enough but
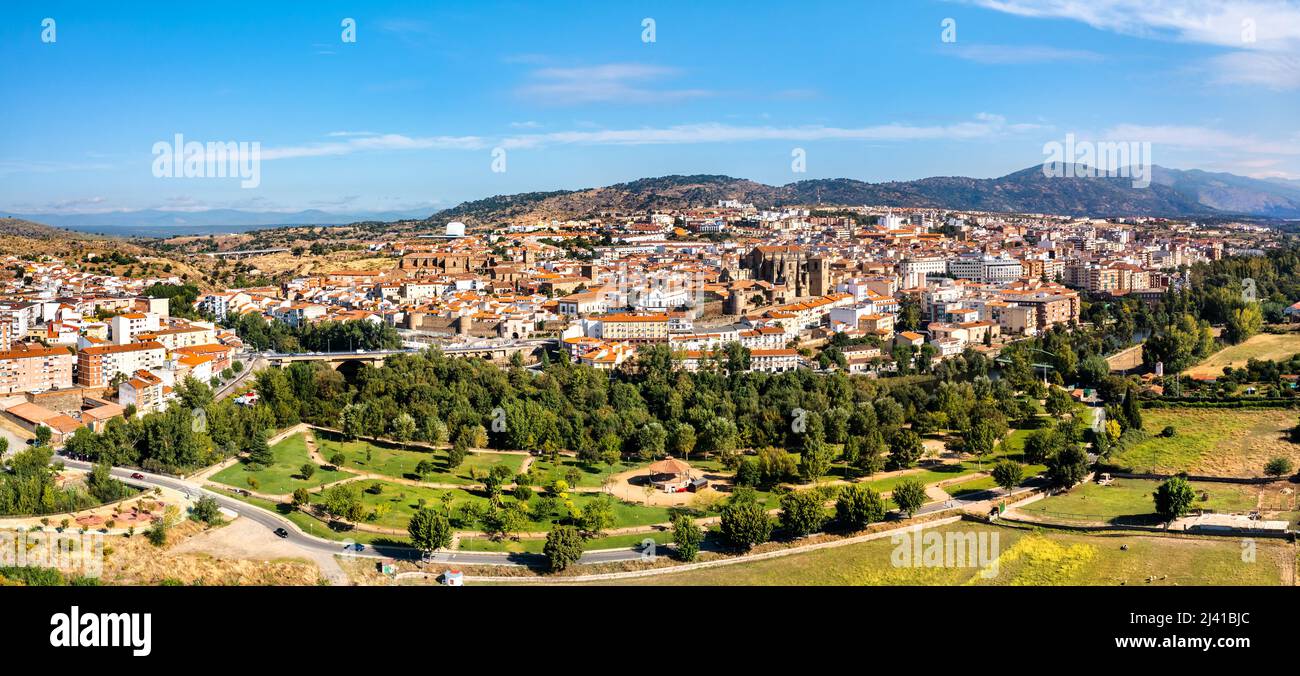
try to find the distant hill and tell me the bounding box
[0,217,93,240]
[424,165,1300,228]
[1,208,435,235]
[11,164,1300,241]
[1149,167,1300,218]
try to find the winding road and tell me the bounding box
[59,456,1042,578]
[59,457,652,569]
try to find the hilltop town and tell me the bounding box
[190,201,1284,376]
[0,198,1287,454]
[0,185,1298,597]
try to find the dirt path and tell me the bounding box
[190,455,240,482]
[306,424,531,457]
[1106,344,1144,372]
[173,515,348,585]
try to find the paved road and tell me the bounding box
[55,457,1045,573]
[914,477,1048,516]
[213,352,262,401]
[59,458,646,568]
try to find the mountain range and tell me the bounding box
[0,217,97,240]
[7,164,1300,238]
[0,208,435,237]
[432,165,1300,227]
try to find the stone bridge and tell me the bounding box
[264,340,553,375]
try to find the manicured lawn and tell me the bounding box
[204,486,408,546]
[1018,478,1260,525]
[211,433,352,495]
[528,456,642,488]
[943,463,1047,498]
[457,536,547,554]
[457,531,672,554]
[351,481,673,532]
[863,434,1034,496]
[582,531,673,551]
[1186,333,1300,379]
[315,433,525,485]
[586,522,1291,586]
[858,430,1037,496]
[1107,407,1300,477]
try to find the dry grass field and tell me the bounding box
[576,523,1295,586]
[1108,407,1300,477]
[92,520,325,586]
[1186,333,1300,379]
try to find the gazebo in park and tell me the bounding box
[645,457,701,493]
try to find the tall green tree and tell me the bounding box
[543,525,585,572]
[891,478,926,517]
[408,507,453,556]
[778,489,826,537]
[719,489,772,550]
[247,428,273,466]
[1047,444,1089,488]
[835,483,885,530]
[1153,475,1196,521]
[672,514,703,562]
[887,430,924,470]
[991,460,1024,494]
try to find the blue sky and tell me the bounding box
[2,0,1298,216]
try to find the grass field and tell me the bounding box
[1186,333,1300,379]
[587,522,1293,586]
[204,486,409,546]
[527,456,642,488]
[863,428,1041,496]
[943,468,1046,499]
[314,433,526,485]
[1017,478,1259,525]
[1108,407,1300,476]
[211,433,353,495]
[458,531,672,554]
[351,480,673,532]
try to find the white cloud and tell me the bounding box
[967,0,1300,48]
[499,114,1045,149]
[516,63,714,104]
[0,159,115,175]
[257,115,1042,161]
[944,43,1105,63]
[1209,51,1300,88]
[261,133,487,160]
[1100,123,1300,155]
[966,0,1300,88]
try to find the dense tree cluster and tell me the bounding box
[246,343,1039,485]
[64,377,272,474]
[1186,247,1300,326]
[145,283,206,320]
[0,444,131,517]
[227,314,403,354]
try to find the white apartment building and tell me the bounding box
[949,255,1023,284]
[749,349,801,373]
[899,257,947,288]
[197,291,252,319]
[76,341,167,388]
[110,312,162,345]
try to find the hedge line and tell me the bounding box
[1140,398,1300,409]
